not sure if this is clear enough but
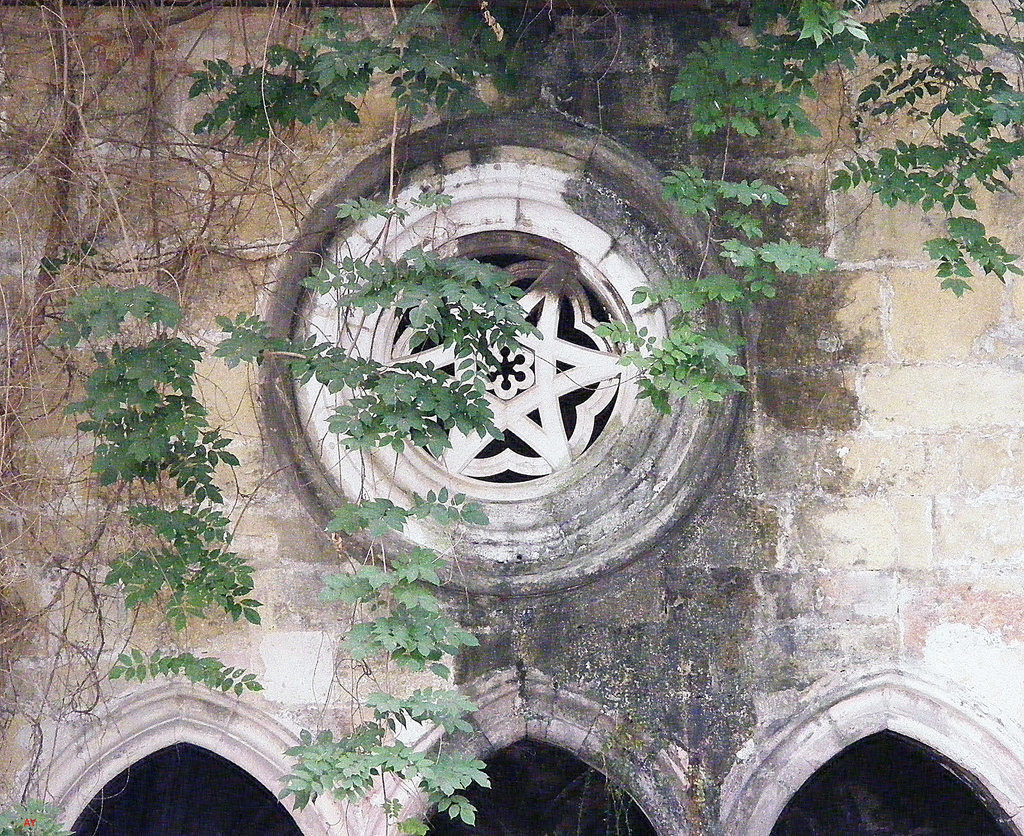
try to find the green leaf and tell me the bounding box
[190,8,516,141]
[940,277,973,296]
[109,650,262,692]
[50,287,181,349]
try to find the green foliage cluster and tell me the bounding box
[54,253,503,828]
[212,237,530,824]
[598,167,833,407]
[282,547,487,824]
[53,248,506,828]
[190,6,513,140]
[110,649,263,695]
[599,0,1024,409]
[322,547,478,676]
[328,489,487,540]
[50,290,259,634]
[217,244,535,456]
[0,803,71,836]
[682,0,1024,296]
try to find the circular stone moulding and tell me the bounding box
[269,118,738,594]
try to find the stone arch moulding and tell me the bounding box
[261,114,740,595]
[720,667,1024,836]
[346,667,694,836]
[42,682,341,836]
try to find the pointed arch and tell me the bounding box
[769,731,1012,836]
[348,668,693,836]
[720,669,1024,836]
[73,742,303,836]
[42,683,343,836]
[424,738,659,836]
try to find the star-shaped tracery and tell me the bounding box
[388,258,627,484]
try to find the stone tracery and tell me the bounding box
[387,254,626,484]
[287,134,736,589]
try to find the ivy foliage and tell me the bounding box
[50,288,261,685]
[322,547,478,676]
[108,504,260,629]
[327,489,488,540]
[190,6,514,140]
[216,245,536,456]
[281,724,487,825]
[213,232,523,825]
[679,0,1024,295]
[0,803,71,836]
[51,252,499,827]
[47,6,523,829]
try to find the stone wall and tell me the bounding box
[3,3,1024,835]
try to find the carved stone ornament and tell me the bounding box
[270,119,738,593]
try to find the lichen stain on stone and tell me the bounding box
[663,566,761,798]
[759,270,858,369]
[756,268,864,431]
[671,490,782,571]
[759,369,860,431]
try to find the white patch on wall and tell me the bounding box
[923,623,1024,719]
[259,631,336,705]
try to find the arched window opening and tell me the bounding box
[73,742,304,836]
[770,731,1014,836]
[425,739,658,836]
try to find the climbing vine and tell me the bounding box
[9,5,522,833]
[4,0,1024,834]
[676,0,1024,297]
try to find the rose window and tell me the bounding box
[382,250,627,485]
[287,151,735,590]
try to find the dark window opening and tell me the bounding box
[73,742,304,836]
[426,739,658,836]
[770,731,1014,836]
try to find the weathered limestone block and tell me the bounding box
[888,267,1006,361]
[794,496,898,569]
[933,493,1024,566]
[835,269,886,362]
[259,630,336,705]
[816,570,900,622]
[957,433,1024,492]
[892,495,934,569]
[860,364,1024,430]
[921,623,1024,720]
[829,186,943,265]
[837,433,959,496]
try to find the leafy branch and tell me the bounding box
[693,0,1024,294]
[50,286,262,676]
[598,163,833,407]
[217,247,538,456]
[110,650,263,695]
[189,7,513,141]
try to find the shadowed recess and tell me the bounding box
[72,742,304,836]
[426,739,658,836]
[770,731,1014,836]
